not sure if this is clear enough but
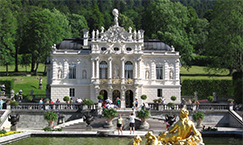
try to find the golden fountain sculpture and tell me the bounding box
[128,108,204,145]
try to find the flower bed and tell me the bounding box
[0,127,23,137]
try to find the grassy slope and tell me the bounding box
[0,64,231,95]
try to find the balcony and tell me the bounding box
[125,79,133,85]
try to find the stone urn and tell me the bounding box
[196,119,203,128]
[103,117,114,128]
[139,118,150,129]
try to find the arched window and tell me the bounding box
[99,61,108,79]
[69,64,76,79]
[125,61,133,79]
[126,47,132,51]
[114,47,119,51]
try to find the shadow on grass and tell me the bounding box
[0,71,45,76]
[31,85,37,89]
[180,74,230,77]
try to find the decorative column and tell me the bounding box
[164,60,168,80]
[121,85,126,108]
[108,57,112,84]
[63,59,68,79]
[52,59,57,80]
[108,85,113,101]
[91,58,95,79]
[138,58,142,80]
[121,57,125,84]
[96,57,99,79]
[175,59,180,84]
[151,60,155,80]
[134,59,137,79]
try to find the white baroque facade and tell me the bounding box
[46,9,181,108]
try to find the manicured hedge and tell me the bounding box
[0,80,14,94]
[182,79,234,100]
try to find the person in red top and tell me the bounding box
[50,99,54,109]
[102,101,107,109]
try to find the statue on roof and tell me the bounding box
[112,9,119,27]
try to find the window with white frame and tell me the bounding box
[157,89,162,97]
[156,64,163,79]
[70,88,75,97]
[69,64,76,79]
[125,61,133,79]
[99,61,108,79]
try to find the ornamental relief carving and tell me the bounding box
[100,26,132,43]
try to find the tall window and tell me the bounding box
[125,61,133,79]
[156,64,163,79]
[99,61,108,79]
[69,64,76,79]
[70,88,75,97]
[157,89,162,97]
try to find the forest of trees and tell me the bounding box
[0,0,242,76]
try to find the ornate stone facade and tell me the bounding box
[46,9,181,108]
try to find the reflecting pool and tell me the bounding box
[8,137,242,145]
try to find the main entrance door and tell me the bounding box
[125,90,133,108]
[99,90,108,101]
[112,90,120,104]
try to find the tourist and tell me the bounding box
[164,115,170,131]
[129,112,136,134]
[55,99,60,109]
[39,98,43,110]
[196,100,200,110]
[70,98,73,109]
[116,97,121,109]
[162,96,166,104]
[50,99,54,109]
[0,98,5,110]
[188,99,192,110]
[117,114,123,135]
[133,98,138,109]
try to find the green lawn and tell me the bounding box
[0,64,232,95]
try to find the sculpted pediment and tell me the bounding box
[100,26,132,43]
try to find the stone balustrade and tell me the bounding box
[9,103,97,111]
[148,103,230,111]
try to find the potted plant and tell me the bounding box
[141,95,147,100]
[193,112,204,128]
[83,99,94,105]
[167,102,175,109]
[44,111,58,127]
[102,108,117,128]
[137,109,150,129]
[97,95,103,103]
[63,96,70,103]
[9,101,18,109]
[158,98,162,103]
[207,96,214,102]
[153,99,158,103]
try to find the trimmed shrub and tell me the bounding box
[9,101,18,106]
[44,111,58,122]
[167,102,175,108]
[171,96,177,101]
[182,79,234,100]
[63,96,70,102]
[97,95,103,100]
[141,95,147,100]
[193,112,205,121]
[25,95,33,102]
[83,99,94,105]
[207,96,214,102]
[102,108,117,119]
[137,109,150,119]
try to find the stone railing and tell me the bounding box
[99,79,108,84]
[9,103,97,111]
[125,79,133,84]
[112,79,121,84]
[148,103,230,111]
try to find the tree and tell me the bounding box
[143,0,194,67]
[0,0,17,75]
[21,9,61,74]
[68,14,88,38]
[119,13,135,30]
[88,2,105,30]
[204,0,243,74]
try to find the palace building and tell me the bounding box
[46,9,181,108]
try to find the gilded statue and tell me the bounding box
[145,131,161,145]
[127,135,142,145]
[158,108,204,145]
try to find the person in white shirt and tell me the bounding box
[129,112,136,134]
